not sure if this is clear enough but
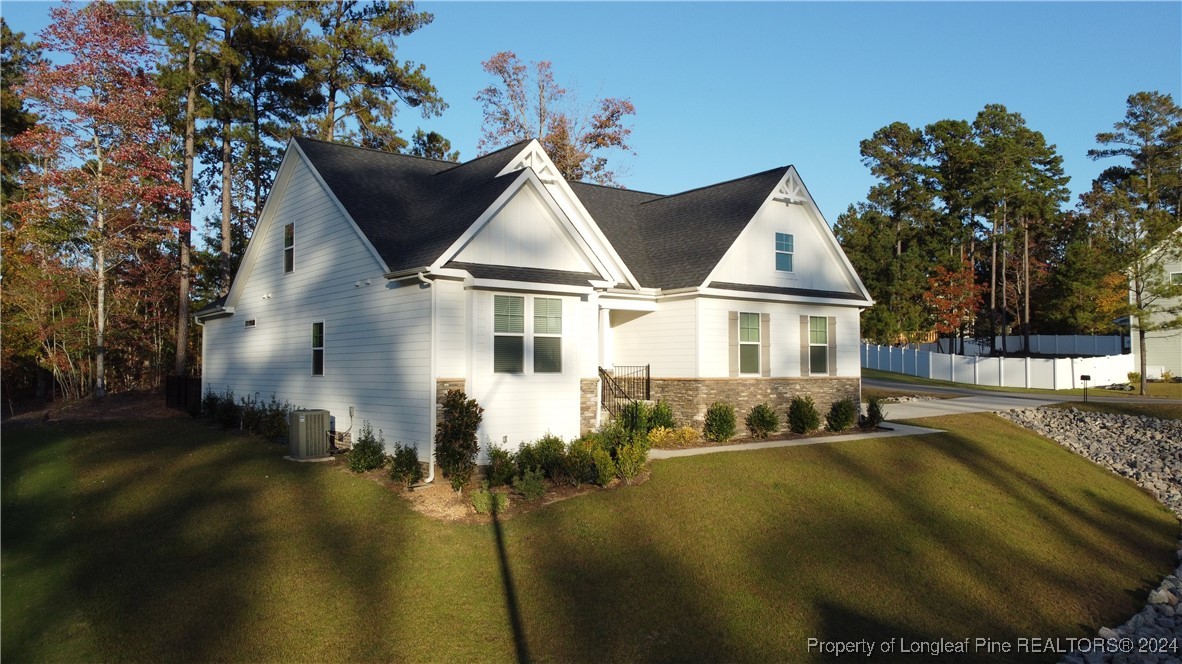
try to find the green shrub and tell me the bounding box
[1128,371,1142,385]
[787,395,820,434]
[513,467,546,501]
[387,442,423,488]
[471,484,510,515]
[348,420,387,473]
[201,388,221,420]
[515,441,540,475]
[618,400,650,436]
[215,387,239,429]
[745,402,780,439]
[615,442,647,484]
[703,401,737,442]
[435,390,483,492]
[649,399,675,430]
[534,433,567,481]
[591,446,616,487]
[596,418,631,455]
[826,398,859,432]
[864,396,885,428]
[260,394,293,441]
[239,393,262,433]
[486,444,516,487]
[564,439,598,486]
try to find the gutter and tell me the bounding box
[385,266,432,281]
[415,271,437,486]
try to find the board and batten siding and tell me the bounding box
[696,298,860,378]
[611,298,698,377]
[453,180,594,273]
[202,155,432,453]
[468,289,590,454]
[710,192,860,295]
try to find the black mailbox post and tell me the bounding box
[1080,374,1091,402]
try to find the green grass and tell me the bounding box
[3,416,1177,663]
[864,368,1182,399]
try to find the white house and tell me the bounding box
[1130,228,1182,378]
[196,138,874,462]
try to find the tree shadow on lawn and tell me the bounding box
[2,419,413,663]
[747,421,1176,663]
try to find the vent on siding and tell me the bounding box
[245,319,256,328]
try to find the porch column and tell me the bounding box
[599,307,613,371]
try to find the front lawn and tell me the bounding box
[3,415,1177,663]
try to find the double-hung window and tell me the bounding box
[311,322,324,376]
[738,312,760,374]
[808,316,827,374]
[1172,272,1181,286]
[775,232,794,272]
[284,223,295,273]
[494,295,525,373]
[533,298,562,373]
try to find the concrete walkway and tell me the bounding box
[648,422,943,459]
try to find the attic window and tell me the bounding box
[775,233,794,272]
[245,319,256,328]
[284,223,294,273]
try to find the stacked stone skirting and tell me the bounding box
[435,379,466,425]
[579,379,598,435]
[650,377,860,431]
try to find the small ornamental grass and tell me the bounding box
[745,402,780,439]
[348,421,387,473]
[703,401,737,442]
[787,395,821,434]
[826,398,859,432]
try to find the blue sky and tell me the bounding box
[4,1,1181,224]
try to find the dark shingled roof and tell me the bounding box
[570,169,788,289]
[445,262,602,287]
[707,282,867,301]
[294,137,527,272]
[293,138,799,291]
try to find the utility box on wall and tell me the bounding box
[288,409,330,459]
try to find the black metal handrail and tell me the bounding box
[598,364,650,422]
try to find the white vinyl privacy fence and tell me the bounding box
[924,335,1125,357]
[862,344,1134,390]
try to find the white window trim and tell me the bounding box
[1171,272,1181,286]
[808,316,827,375]
[738,311,760,375]
[311,320,324,376]
[492,293,565,375]
[775,232,794,273]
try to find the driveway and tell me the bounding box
[882,394,1066,421]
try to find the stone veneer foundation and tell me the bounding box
[435,378,466,425]
[650,377,861,430]
[579,378,599,435]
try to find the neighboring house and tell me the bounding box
[196,138,873,461]
[1130,229,1182,378]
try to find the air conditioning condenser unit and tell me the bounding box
[289,409,330,459]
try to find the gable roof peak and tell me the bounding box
[640,164,792,205]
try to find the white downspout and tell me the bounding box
[417,271,436,485]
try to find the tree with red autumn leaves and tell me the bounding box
[11,1,186,397]
[476,51,635,186]
[922,258,986,354]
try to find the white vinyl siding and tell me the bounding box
[202,154,431,451]
[611,298,698,377]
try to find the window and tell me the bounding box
[1172,272,1181,286]
[533,298,562,373]
[739,312,760,374]
[808,316,827,374]
[284,223,294,273]
[775,232,794,272]
[494,295,524,373]
[311,322,324,376]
